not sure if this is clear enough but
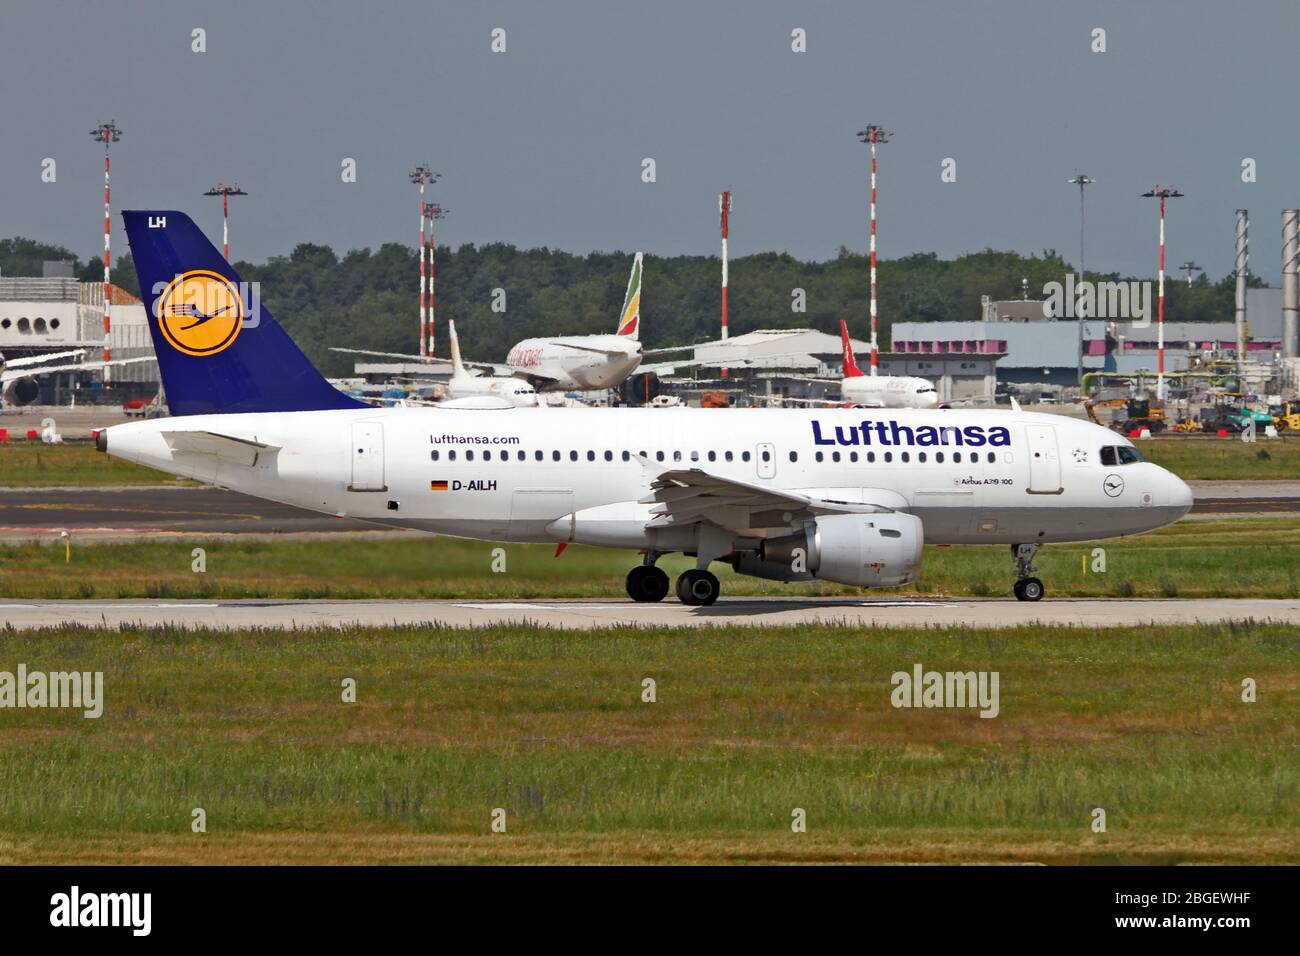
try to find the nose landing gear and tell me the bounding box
[1011,543,1044,601]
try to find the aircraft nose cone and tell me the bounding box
[1170,473,1194,514]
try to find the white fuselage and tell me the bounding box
[505,335,642,391]
[841,374,939,409]
[445,371,538,406]
[104,406,1192,550]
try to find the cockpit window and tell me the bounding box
[1101,445,1144,466]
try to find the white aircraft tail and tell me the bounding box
[616,253,643,339]
[448,319,470,380]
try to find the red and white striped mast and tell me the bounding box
[857,126,891,376]
[90,121,121,383]
[719,190,732,379]
[1142,185,1183,401]
[425,201,447,357]
[203,183,248,261]
[409,165,438,357]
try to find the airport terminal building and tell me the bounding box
[0,267,158,402]
[889,291,1286,385]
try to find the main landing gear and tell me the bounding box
[675,569,720,607]
[626,562,670,603]
[1011,543,1044,602]
[624,557,721,607]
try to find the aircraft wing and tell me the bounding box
[768,396,847,407]
[331,346,497,375]
[640,345,699,356]
[639,466,906,535]
[548,342,632,358]
[516,371,562,390]
[471,362,515,376]
[1,356,152,384]
[774,373,840,383]
[330,347,434,363]
[2,349,87,369]
[638,359,709,376]
[641,357,812,376]
[640,357,825,376]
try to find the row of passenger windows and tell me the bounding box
[430,447,999,465]
[431,448,752,463]
[813,449,999,464]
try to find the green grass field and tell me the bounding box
[1,621,1295,864]
[1137,435,1300,480]
[4,516,1299,600]
[1,434,1298,486]
[0,442,191,487]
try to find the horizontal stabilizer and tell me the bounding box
[162,430,280,467]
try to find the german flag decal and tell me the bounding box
[430,480,449,491]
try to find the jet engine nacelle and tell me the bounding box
[751,512,924,588]
[2,376,40,406]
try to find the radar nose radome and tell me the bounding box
[1169,472,1194,515]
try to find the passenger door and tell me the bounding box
[349,422,386,491]
[1024,424,1062,494]
[755,442,777,479]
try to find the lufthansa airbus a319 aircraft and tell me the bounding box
[102,211,1193,605]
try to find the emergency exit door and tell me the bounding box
[349,422,386,491]
[1025,424,1061,494]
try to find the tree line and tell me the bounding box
[1,236,1261,377]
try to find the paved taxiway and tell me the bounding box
[4,597,1299,630]
[1,480,1297,541]
[0,486,378,537]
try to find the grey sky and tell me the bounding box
[3,0,1297,282]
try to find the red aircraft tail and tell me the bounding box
[840,320,865,378]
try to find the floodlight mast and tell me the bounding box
[1067,173,1095,388]
[719,190,732,379]
[1141,186,1184,401]
[203,183,248,261]
[90,121,122,383]
[424,201,448,357]
[857,126,892,376]
[409,165,440,356]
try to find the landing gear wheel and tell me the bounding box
[1014,577,1044,602]
[626,565,670,602]
[1011,543,1044,602]
[675,569,720,606]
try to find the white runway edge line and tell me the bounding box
[2,598,1300,631]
